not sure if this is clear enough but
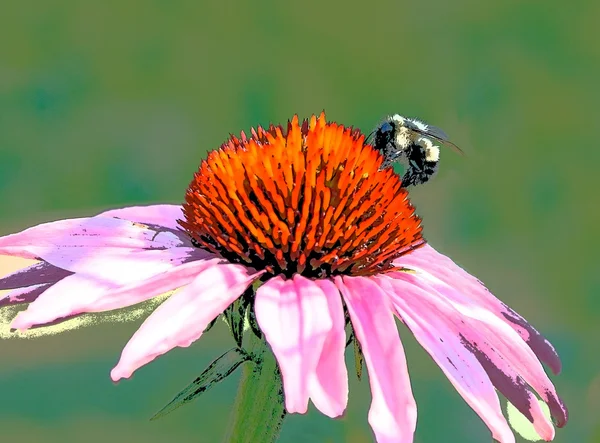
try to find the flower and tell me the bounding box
[0,113,567,442]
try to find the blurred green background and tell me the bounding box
[1,0,598,442]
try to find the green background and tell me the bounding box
[1,0,598,442]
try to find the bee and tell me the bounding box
[367,114,464,187]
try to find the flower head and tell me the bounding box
[179,113,424,278]
[0,113,567,442]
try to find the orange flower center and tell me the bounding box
[179,113,425,278]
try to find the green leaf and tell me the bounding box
[232,300,246,348]
[151,348,250,421]
[203,316,218,334]
[352,332,364,381]
[344,314,364,381]
[247,305,263,340]
[223,287,255,347]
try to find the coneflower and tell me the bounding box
[0,113,567,442]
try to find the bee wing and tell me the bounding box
[438,137,465,156]
[424,124,450,141]
[416,125,465,156]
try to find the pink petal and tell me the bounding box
[309,278,349,418]
[335,275,416,443]
[11,274,118,330]
[28,246,202,283]
[466,343,555,441]
[84,257,225,312]
[10,257,223,330]
[389,269,566,437]
[0,283,51,307]
[397,245,561,375]
[0,262,70,307]
[375,275,515,443]
[0,216,186,261]
[97,204,183,230]
[111,263,260,381]
[528,396,556,441]
[255,275,333,414]
[0,262,72,290]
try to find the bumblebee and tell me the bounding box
[367,114,463,186]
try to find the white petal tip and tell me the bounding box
[322,408,346,419]
[284,402,309,415]
[10,314,33,331]
[110,367,131,382]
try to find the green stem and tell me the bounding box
[222,333,286,443]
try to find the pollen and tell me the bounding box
[179,113,425,278]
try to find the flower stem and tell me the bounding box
[221,332,285,443]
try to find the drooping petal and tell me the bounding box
[396,245,561,375]
[466,341,555,441]
[375,274,515,443]
[0,283,51,307]
[11,274,117,330]
[97,204,184,230]
[309,278,348,418]
[388,269,567,437]
[255,275,333,414]
[111,263,260,381]
[0,262,72,290]
[0,262,69,308]
[335,275,416,443]
[0,217,186,261]
[10,257,223,330]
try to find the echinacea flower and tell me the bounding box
[0,113,567,442]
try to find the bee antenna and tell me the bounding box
[365,129,376,144]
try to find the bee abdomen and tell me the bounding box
[401,159,439,187]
